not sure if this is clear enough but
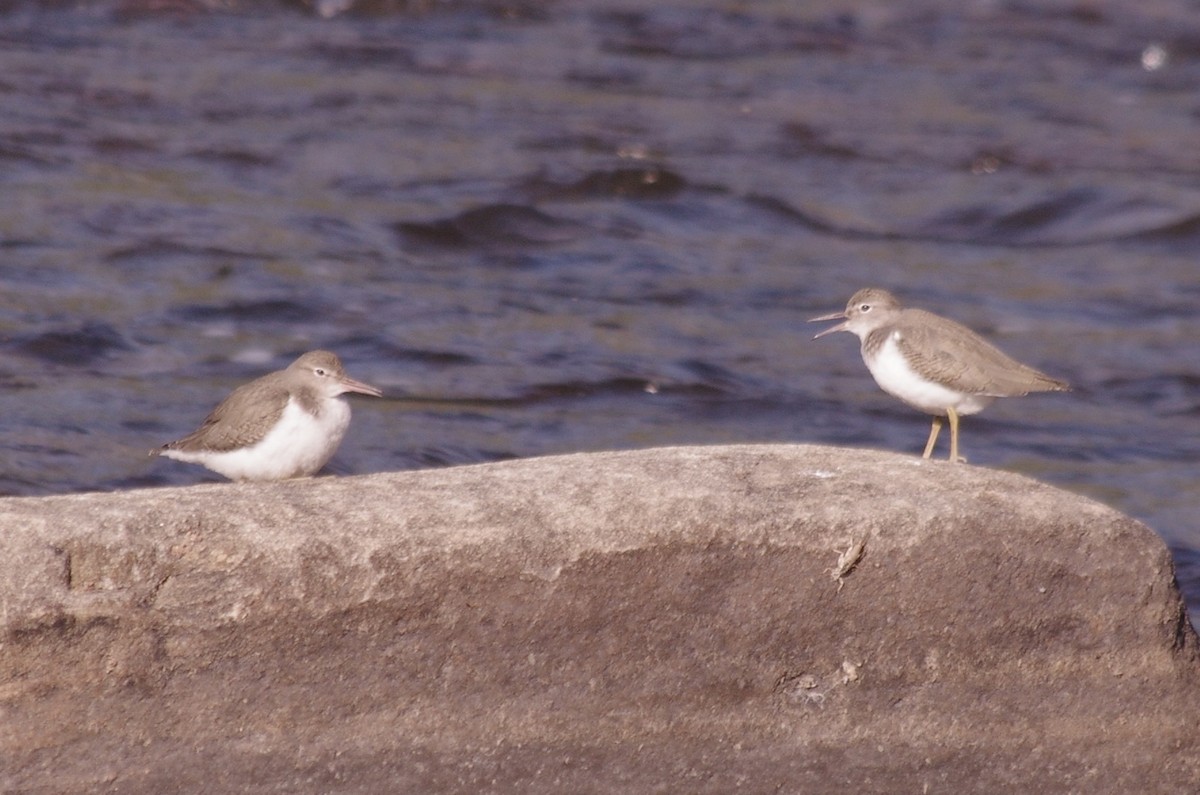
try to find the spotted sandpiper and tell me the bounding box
[153,350,382,481]
[809,288,1069,462]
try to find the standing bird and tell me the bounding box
[153,350,382,481]
[809,288,1069,462]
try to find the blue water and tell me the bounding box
[0,1,1198,611]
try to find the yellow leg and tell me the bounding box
[947,407,963,463]
[922,415,943,459]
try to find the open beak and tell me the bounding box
[808,310,848,340]
[337,376,383,398]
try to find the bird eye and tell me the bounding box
[859,303,872,312]
[314,368,327,376]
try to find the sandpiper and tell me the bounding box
[810,288,1069,462]
[153,350,382,481]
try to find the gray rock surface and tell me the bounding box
[3,444,1198,793]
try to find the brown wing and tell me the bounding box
[896,309,1069,397]
[161,372,291,453]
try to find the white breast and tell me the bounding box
[863,332,994,416]
[163,397,352,481]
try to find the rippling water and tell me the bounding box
[1,0,1198,611]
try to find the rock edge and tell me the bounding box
[3,444,1198,793]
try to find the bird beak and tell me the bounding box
[337,376,383,398]
[808,310,849,339]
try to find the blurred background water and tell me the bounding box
[0,0,1198,612]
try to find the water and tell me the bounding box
[1,0,1198,611]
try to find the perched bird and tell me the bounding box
[809,288,1069,462]
[153,350,382,481]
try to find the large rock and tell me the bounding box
[3,445,1198,793]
